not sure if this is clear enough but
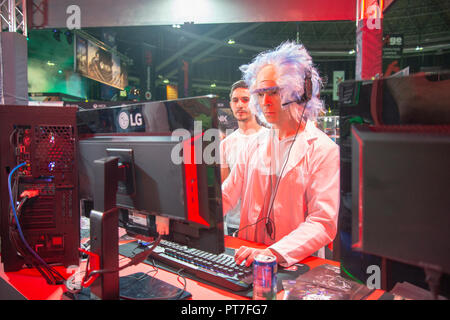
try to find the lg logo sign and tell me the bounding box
[118,112,143,130]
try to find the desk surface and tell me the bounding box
[0,235,385,300]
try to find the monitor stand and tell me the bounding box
[65,156,190,300]
[89,156,120,300]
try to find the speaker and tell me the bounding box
[0,32,28,105]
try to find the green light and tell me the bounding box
[340,265,364,285]
[58,70,63,74]
[163,79,170,84]
[227,39,235,45]
[210,83,216,88]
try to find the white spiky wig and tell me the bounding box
[239,41,324,125]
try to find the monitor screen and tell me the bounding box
[77,96,225,254]
[351,124,450,274]
[79,135,202,221]
[76,95,219,135]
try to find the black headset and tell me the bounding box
[265,72,313,239]
[231,72,314,240]
[281,72,313,107]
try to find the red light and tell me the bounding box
[351,127,364,249]
[20,189,40,199]
[183,133,209,227]
[24,136,31,146]
[361,0,384,20]
[52,236,63,247]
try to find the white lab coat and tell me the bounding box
[222,120,340,267]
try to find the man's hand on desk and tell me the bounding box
[155,216,170,235]
[234,246,278,267]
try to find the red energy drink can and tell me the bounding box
[253,254,277,300]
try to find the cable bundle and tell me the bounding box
[8,162,66,285]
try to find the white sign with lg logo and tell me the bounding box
[118,112,143,130]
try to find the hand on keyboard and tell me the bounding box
[148,240,253,291]
[234,246,276,267]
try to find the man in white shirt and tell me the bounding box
[220,80,268,235]
[222,42,340,267]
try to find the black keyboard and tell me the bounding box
[147,239,253,292]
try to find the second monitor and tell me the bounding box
[78,96,225,255]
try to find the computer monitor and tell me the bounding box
[351,124,450,292]
[77,96,225,255]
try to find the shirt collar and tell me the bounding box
[268,119,318,141]
[303,120,319,142]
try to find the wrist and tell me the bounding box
[267,247,286,265]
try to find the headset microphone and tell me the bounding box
[264,72,312,239]
[234,71,314,240]
[281,73,312,107]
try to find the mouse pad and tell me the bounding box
[119,272,191,300]
[62,272,191,300]
[119,241,310,298]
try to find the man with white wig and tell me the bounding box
[221,41,340,268]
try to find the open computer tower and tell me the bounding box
[0,105,80,272]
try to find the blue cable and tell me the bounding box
[7,162,51,268]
